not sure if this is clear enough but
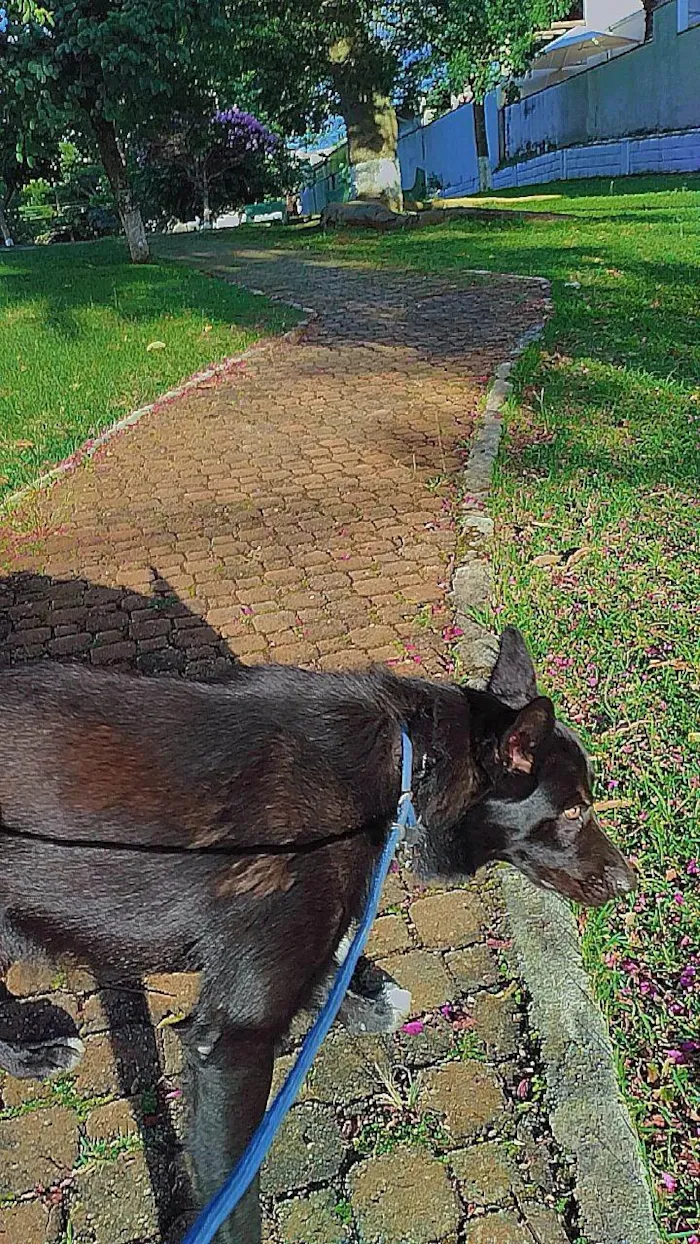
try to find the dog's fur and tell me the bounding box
[0,628,634,1242]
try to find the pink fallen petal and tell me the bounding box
[453,1016,476,1031]
[659,1172,677,1193]
[402,1020,424,1036]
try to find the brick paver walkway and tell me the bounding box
[0,246,568,1244]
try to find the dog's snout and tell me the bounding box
[607,859,637,896]
[586,814,636,899]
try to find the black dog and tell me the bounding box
[0,627,634,1242]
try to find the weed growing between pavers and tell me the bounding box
[199,175,700,1238]
[452,1031,486,1063]
[76,1132,144,1168]
[352,1109,450,1160]
[333,1196,353,1225]
[0,1072,114,1122]
[0,238,299,498]
[258,969,578,1239]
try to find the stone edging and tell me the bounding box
[0,307,317,517]
[452,290,659,1244]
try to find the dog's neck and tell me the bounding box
[385,678,516,854]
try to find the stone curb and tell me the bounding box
[503,872,658,1244]
[0,305,317,517]
[451,285,659,1244]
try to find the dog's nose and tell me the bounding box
[607,860,637,896]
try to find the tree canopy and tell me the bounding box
[1,0,574,254]
[138,107,292,227]
[0,0,235,257]
[420,0,574,103]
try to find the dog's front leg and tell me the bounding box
[337,940,412,1035]
[181,1013,274,1244]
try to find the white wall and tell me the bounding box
[585,0,642,29]
[491,129,700,189]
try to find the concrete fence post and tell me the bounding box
[623,140,631,175]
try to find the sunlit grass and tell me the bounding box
[0,238,298,498]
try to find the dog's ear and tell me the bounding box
[500,696,555,774]
[487,626,538,710]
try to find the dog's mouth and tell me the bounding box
[525,860,636,907]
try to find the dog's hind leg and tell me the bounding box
[0,942,84,1080]
[180,1010,274,1244]
[339,957,412,1034]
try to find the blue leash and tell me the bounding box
[182,729,417,1244]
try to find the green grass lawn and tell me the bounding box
[0,238,298,500]
[204,176,700,1238]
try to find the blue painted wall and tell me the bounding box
[399,105,480,197]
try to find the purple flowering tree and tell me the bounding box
[144,107,284,226]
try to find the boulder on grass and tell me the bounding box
[320,200,413,230]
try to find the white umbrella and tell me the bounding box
[533,25,640,71]
[516,66,580,98]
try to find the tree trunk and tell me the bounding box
[340,91,403,213]
[202,167,212,229]
[90,111,150,263]
[0,198,14,247]
[473,100,492,193]
[642,0,656,41]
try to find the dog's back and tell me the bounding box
[0,663,401,981]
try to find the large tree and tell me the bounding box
[0,1,232,261]
[210,3,407,211]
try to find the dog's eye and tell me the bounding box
[563,805,582,821]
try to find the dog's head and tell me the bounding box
[417,627,636,907]
[479,626,636,905]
